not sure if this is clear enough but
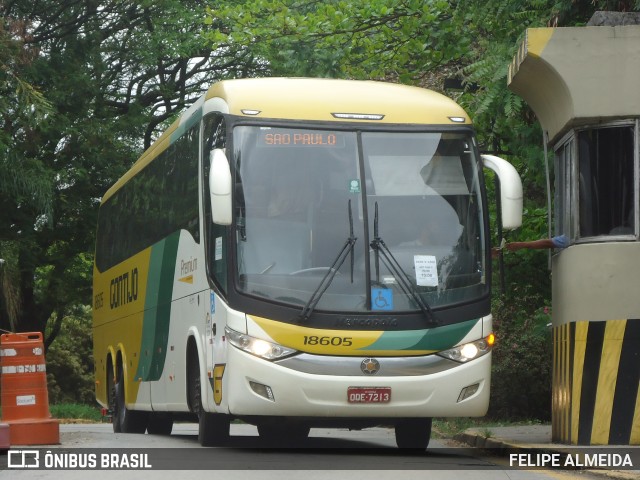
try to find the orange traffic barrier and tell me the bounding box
[0,423,9,450]
[0,332,59,445]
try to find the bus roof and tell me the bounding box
[205,78,470,124]
[101,78,471,203]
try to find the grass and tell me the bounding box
[0,402,103,422]
[480,427,494,439]
[49,403,103,422]
[432,417,545,439]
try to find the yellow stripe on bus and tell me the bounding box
[250,315,388,356]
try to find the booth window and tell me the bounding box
[577,125,635,238]
[554,138,574,243]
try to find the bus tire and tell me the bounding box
[395,418,432,450]
[113,371,148,434]
[199,412,230,447]
[188,347,230,446]
[147,413,174,435]
[107,364,120,433]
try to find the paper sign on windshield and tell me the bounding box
[414,255,438,287]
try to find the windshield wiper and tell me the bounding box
[298,200,357,322]
[370,202,439,326]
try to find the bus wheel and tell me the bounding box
[113,369,148,434]
[395,418,432,450]
[107,367,120,433]
[198,412,230,447]
[188,350,230,446]
[147,413,174,435]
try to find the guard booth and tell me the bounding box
[508,15,640,445]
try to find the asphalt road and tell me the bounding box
[1,423,598,480]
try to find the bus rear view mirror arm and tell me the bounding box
[209,148,232,225]
[481,154,523,230]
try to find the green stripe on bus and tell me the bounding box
[136,231,180,382]
[170,107,202,144]
[362,318,478,352]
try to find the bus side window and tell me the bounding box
[203,114,228,294]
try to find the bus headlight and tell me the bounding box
[225,327,298,361]
[437,334,495,363]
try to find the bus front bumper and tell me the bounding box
[223,346,491,419]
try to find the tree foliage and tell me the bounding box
[0,0,266,346]
[0,13,53,332]
[490,287,553,420]
[207,0,465,81]
[45,306,94,404]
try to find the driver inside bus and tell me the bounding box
[266,163,315,219]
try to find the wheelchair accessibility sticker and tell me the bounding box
[371,288,393,311]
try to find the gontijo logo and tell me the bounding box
[109,267,139,309]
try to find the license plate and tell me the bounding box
[347,387,391,403]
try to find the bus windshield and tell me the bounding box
[232,125,486,314]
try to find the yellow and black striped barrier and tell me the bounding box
[553,319,640,445]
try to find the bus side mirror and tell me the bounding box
[481,154,523,230]
[209,148,232,225]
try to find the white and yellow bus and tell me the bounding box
[93,78,522,449]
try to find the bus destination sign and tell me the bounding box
[259,130,344,148]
